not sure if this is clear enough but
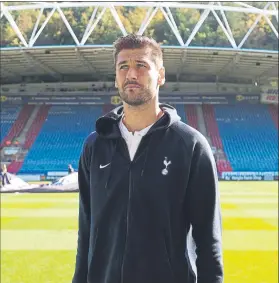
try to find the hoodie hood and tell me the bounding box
[95,103,181,139]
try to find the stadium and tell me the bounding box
[0,1,278,283]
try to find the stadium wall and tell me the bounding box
[1,93,263,106]
[1,82,260,96]
[16,170,278,183]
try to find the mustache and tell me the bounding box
[124,81,141,88]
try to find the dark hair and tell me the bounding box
[113,34,163,68]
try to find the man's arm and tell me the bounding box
[187,135,224,283]
[72,139,92,283]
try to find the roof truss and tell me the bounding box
[1,1,278,49]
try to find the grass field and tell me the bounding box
[1,181,278,283]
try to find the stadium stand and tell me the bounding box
[202,104,233,174]
[0,106,20,144]
[269,105,278,130]
[203,105,223,149]
[215,104,278,172]
[0,105,33,147]
[23,105,51,149]
[19,105,103,173]
[185,105,199,130]
[173,104,187,123]
[7,160,24,173]
[1,102,277,175]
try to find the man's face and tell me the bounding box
[115,47,165,106]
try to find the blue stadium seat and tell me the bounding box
[0,105,21,144]
[19,105,103,173]
[215,104,278,172]
[172,104,187,123]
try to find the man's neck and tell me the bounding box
[122,99,163,132]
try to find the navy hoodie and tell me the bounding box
[72,104,223,283]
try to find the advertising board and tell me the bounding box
[1,94,261,105]
[221,171,277,181]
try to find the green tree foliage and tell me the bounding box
[0,3,277,50]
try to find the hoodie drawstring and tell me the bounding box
[104,133,155,187]
[141,147,149,177]
[105,140,118,190]
[140,134,154,177]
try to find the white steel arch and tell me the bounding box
[0,1,278,49]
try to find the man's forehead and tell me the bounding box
[117,48,153,63]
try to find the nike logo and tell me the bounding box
[100,163,110,169]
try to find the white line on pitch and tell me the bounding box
[220,192,277,197]
[222,209,278,218]
[1,198,78,203]
[1,208,78,217]
[220,198,278,204]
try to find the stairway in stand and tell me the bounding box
[202,104,232,175]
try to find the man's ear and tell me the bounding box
[158,66,165,86]
[115,81,118,88]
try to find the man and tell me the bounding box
[0,164,11,187]
[68,164,75,174]
[72,34,223,283]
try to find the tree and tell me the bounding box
[0,2,277,50]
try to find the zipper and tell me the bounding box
[119,135,147,283]
[121,163,132,283]
[120,137,132,283]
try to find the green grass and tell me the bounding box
[2,251,76,283]
[1,181,278,283]
[1,201,77,209]
[1,217,78,230]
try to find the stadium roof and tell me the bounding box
[1,1,278,85]
[1,46,278,85]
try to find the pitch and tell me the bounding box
[1,181,278,283]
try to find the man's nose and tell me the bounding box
[126,67,137,81]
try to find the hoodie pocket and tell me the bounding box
[163,236,195,283]
[87,227,99,275]
[163,237,176,281]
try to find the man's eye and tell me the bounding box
[120,65,128,69]
[137,63,146,68]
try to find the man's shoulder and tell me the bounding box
[83,131,99,148]
[170,121,210,148]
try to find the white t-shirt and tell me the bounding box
[119,117,154,161]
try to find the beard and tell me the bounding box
[118,81,155,107]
